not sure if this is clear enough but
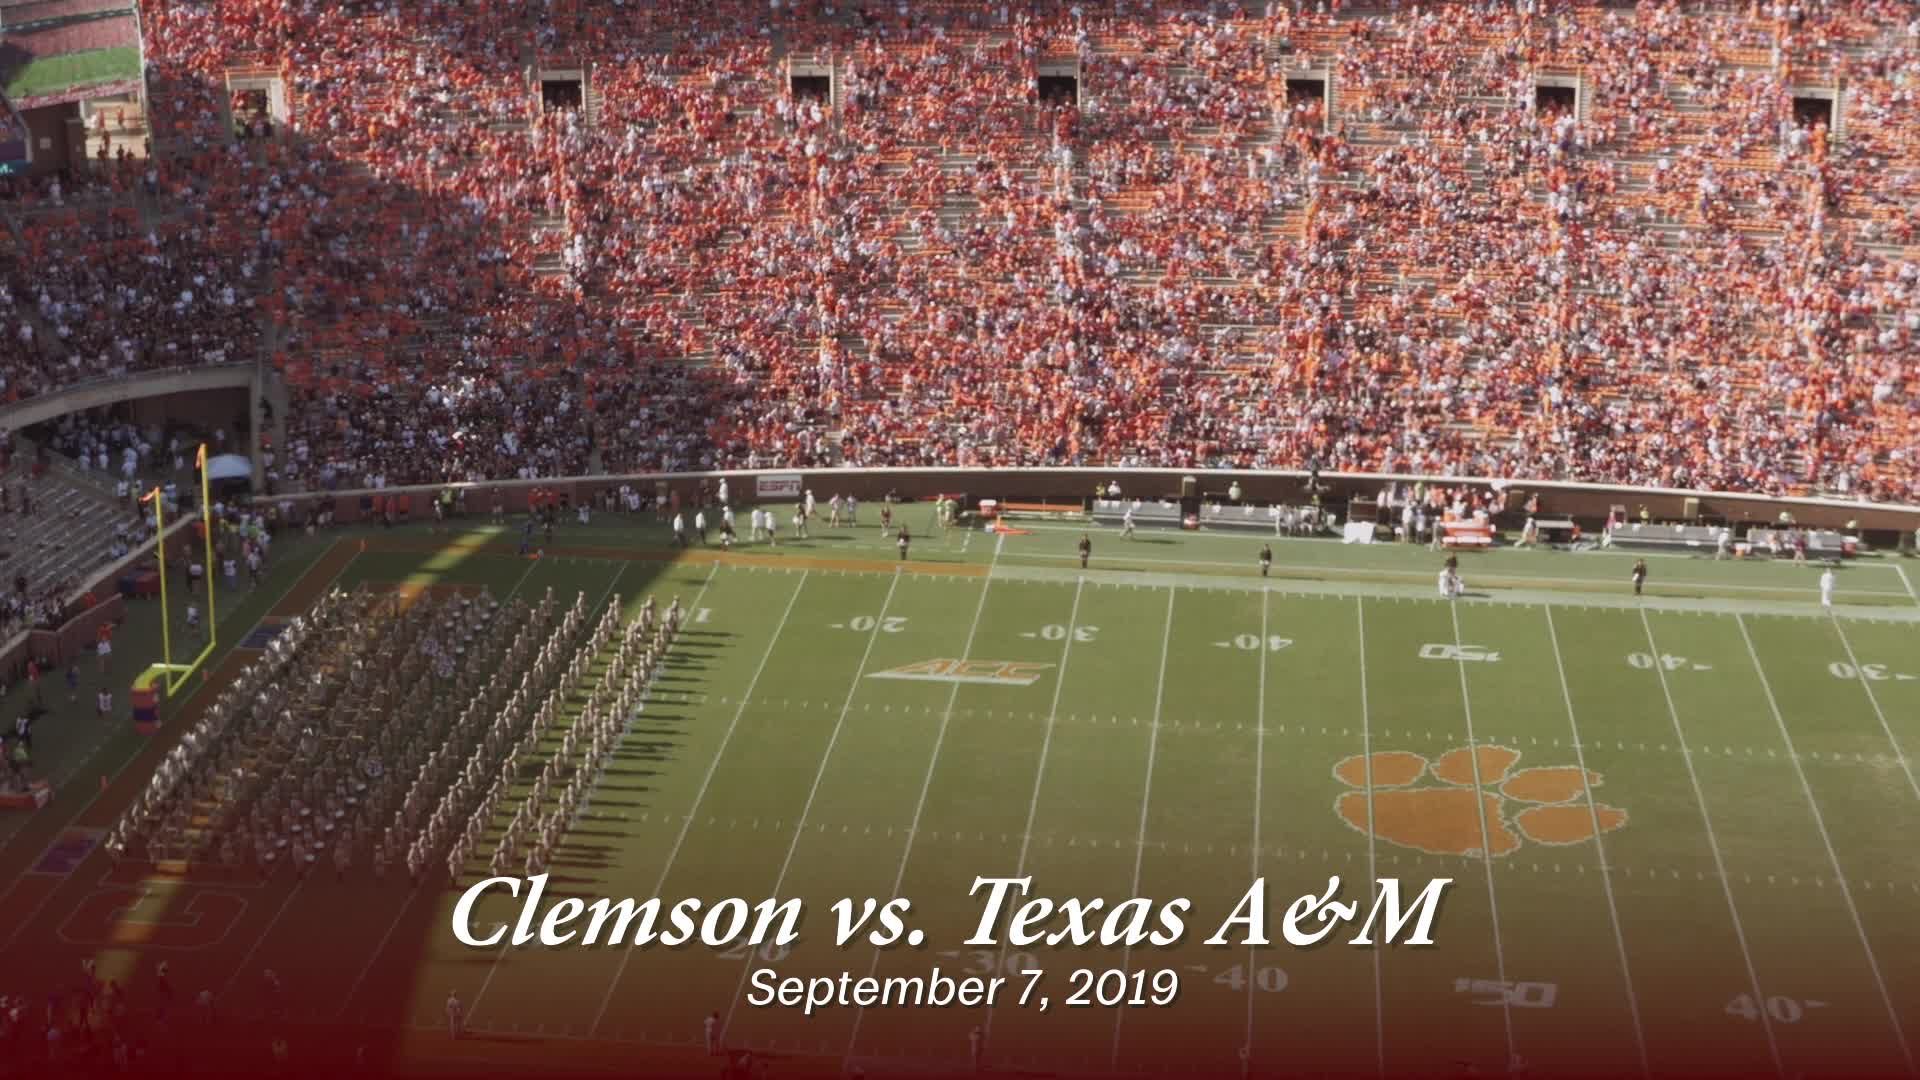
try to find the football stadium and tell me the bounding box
[0,2,1917,1078]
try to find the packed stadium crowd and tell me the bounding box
[1,0,1915,503]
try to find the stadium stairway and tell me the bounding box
[0,451,134,604]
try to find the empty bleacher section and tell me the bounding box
[0,440,150,641]
[0,1,1913,504]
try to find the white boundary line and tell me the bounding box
[1444,599,1517,1070]
[998,533,1914,598]
[1108,586,1177,1068]
[841,536,1002,1066]
[700,567,881,1039]
[1735,615,1916,1076]
[1826,617,1920,802]
[1638,608,1784,1076]
[1541,606,1650,1078]
[1242,586,1268,1062]
[1355,598,1385,1079]
[1015,519,1914,568]
[982,574,1086,1049]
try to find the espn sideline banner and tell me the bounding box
[755,473,804,499]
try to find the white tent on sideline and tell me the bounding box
[204,454,252,482]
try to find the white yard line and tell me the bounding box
[1638,608,1784,1076]
[215,883,305,1002]
[498,552,544,601]
[606,563,817,1035]
[1444,600,1518,1070]
[1243,587,1269,1059]
[1541,606,1650,1078]
[334,552,580,1021]
[0,537,360,873]
[1895,565,1919,608]
[982,574,1086,1047]
[1735,615,1915,1075]
[716,567,903,1038]
[1355,598,1385,1079]
[1826,617,1920,802]
[468,559,639,1020]
[841,538,1002,1067]
[10,540,366,980]
[1107,586,1178,1069]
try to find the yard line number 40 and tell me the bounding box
[1725,993,1825,1024]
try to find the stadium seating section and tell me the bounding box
[0,450,147,640]
[1,0,1915,501]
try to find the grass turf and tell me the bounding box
[2,47,139,101]
[3,512,1918,1078]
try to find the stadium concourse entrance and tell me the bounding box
[541,75,583,112]
[790,74,830,101]
[1534,83,1576,113]
[1791,92,1833,130]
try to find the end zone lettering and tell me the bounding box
[748,966,1007,1017]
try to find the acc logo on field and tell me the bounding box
[1419,643,1501,663]
[868,659,1054,686]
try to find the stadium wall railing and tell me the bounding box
[0,362,255,433]
[267,466,1920,540]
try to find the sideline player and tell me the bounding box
[1078,533,1092,569]
[897,525,911,561]
[1122,505,1135,539]
[1438,556,1464,599]
[1258,544,1272,578]
[1820,565,1836,608]
[1630,559,1648,596]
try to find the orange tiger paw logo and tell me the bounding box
[1333,747,1626,857]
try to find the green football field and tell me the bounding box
[4,509,1918,1078]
